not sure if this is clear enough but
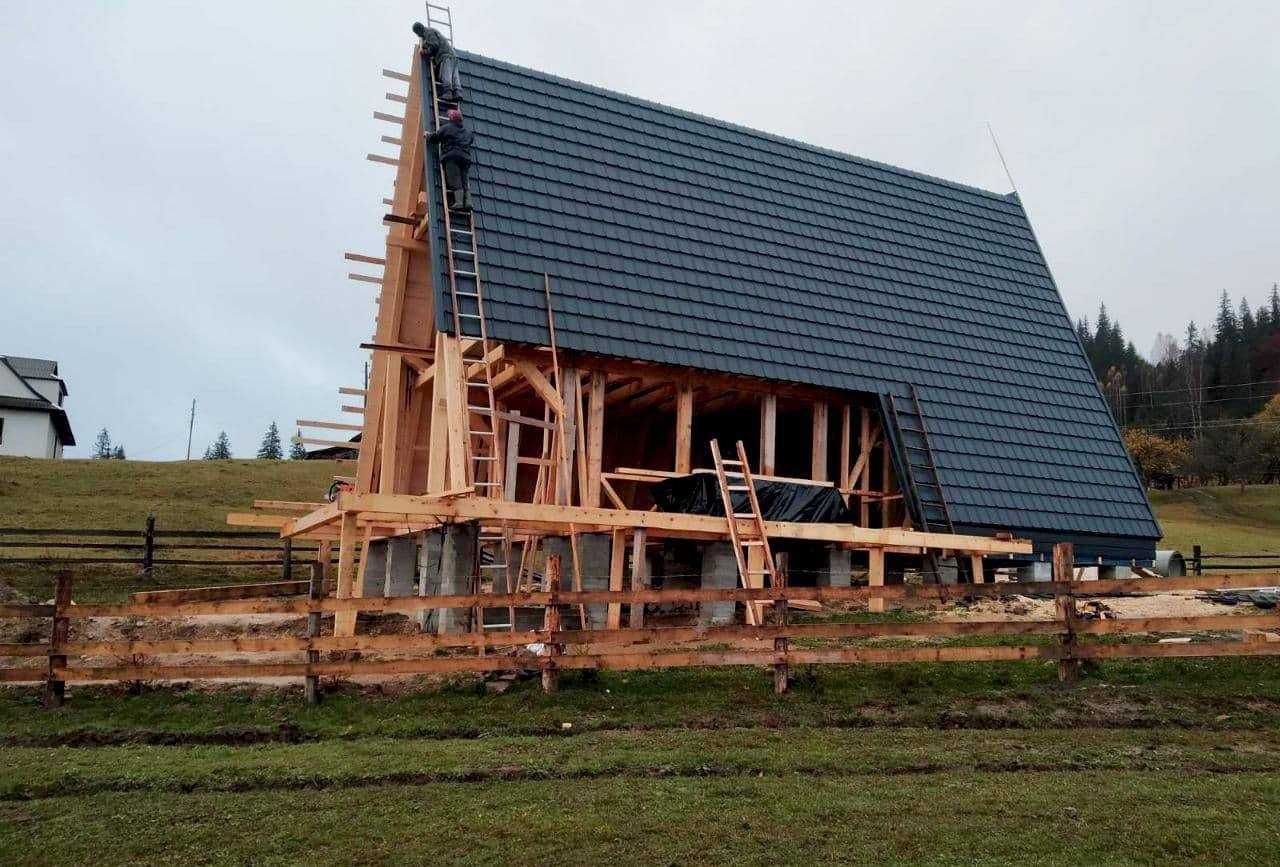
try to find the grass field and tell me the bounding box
[3,459,1280,864]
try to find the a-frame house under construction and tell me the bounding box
[254,18,1159,637]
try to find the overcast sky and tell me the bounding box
[2,1,1277,459]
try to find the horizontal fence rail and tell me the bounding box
[4,548,1280,703]
[0,517,322,578]
[1191,545,1280,575]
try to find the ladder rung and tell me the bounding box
[720,459,743,466]
[732,513,757,519]
[472,456,497,461]
[468,430,497,437]
[457,312,482,319]
[726,486,750,492]
[454,290,480,298]
[450,228,473,236]
[740,540,764,547]
[474,481,501,487]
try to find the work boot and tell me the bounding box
[462,190,474,211]
[449,189,466,211]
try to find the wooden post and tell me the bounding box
[969,553,985,585]
[586,371,606,507]
[142,513,156,578]
[282,537,293,581]
[333,513,360,637]
[44,572,71,709]
[542,554,562,694]
[675,382,693,474]
[858,408,871,526]
[839,405,852,499]
[1193,544,1202,576]
[1053,542,1079,683]
[811,401,829,481]
[607,528,626,629]
[629,527,648,628]
[774,552,789,695]
[867,547,886,614]
[759,394,777,475]
[305,559,324,705]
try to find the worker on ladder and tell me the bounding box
[428,108,474,211]
[412,21,463,103]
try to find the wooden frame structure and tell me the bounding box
[244,41,1047,640]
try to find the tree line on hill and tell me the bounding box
[1078,284,1280,488]
[91,422,309,461]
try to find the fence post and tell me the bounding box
[1052,542,1079,684]
[142,514,156,578]
[305,559,323,705]
[542,554,562,695]
[1193,544,1202,576]
[774,551,789,696]
[282,538,293,581]
[44,571,72,709]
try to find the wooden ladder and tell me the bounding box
[423,5,509,620]
[887,384,955,534]
[710,439,778,626]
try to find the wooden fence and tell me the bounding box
[4,547,1280,707]
[1191,545,1280,575]
[0,517,317,579]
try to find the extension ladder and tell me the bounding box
[424,4,510,623]
[710,439,779,626]
[887,385,955,534]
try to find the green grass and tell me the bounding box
[3,738,1279,865]
[1150,484,1280,555]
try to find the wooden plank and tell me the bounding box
[811,401,829,482]
[1053,542,1079,682]
[129,582,309,605]
[859,408,872,526]
[674,382,694,473]
[970,553,985,584]
[345,252,386,266]
[442,335,470,489]
[296,419,364,432]
[839,404,852,494]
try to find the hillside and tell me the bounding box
[1150,485,1280,554]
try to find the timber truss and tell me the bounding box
[233,41,1033,637]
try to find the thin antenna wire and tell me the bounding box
[986,122,1018,193]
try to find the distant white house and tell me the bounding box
[0,356,75,458]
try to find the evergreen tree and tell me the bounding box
[257,422,283,460]
[288,431,308,460]
[1271,283,1280,328]
[93,428,112,459]
[111,444,126,460]
[203,431,232,460]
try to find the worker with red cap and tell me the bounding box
[427,108,474,211]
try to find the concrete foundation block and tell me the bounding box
[416,523,477,634]
[818,546,852,589]
[1016,561,1053,582]
[544,534,612,629]
[360,540,388,598]
[384,536,416,597]
[1098,565,1132,580]
[700,541,737,626]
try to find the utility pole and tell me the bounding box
[185,398,197,460]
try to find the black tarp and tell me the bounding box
[651,473,852,523]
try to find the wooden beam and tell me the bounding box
[607,528,626,629]
[629,528,648,627]
[674,382,694,473]
[811,401,829,482]
[345,252,385,266]
[333,513,359,636]
[514,360,566,414]
[335,492,1033,553]
[297,419,363,432]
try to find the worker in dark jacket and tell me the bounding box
[427,108,474,211]
[412,22,462,103]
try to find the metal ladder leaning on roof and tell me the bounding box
[887,384,955,535]
[423,4,511,626]
[709,439,779,626]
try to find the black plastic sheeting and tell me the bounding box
[651,474,852,523]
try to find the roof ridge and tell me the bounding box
[460,50,1017,204]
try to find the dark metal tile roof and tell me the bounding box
[436,52,1160,552]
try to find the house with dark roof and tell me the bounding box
[410,51,1157,564]
[0,356,75,458]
